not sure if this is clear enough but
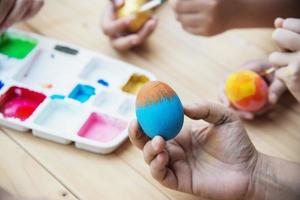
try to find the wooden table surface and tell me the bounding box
[1,1,300,200]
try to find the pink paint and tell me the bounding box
[78,112,127,142]
[0,87,46,121]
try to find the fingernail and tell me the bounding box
[275,17,284,28]
[152,137,161,151]
[269,93,277,104]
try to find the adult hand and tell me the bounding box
[129,101,258,200]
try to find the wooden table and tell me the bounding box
[1,1,300,200]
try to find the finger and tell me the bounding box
[1,0,31,28]
[110,34,140,51]
[22,0,44,20]
[170,0,208,13]
[134,18,157,43]
[101,2,131,37]
[149,151,169,180]
[128,120,150,150]
[282,18,300,34]
[276,60,300,81]
[143,136,165,164]
[234,110,255,120]
[242,59,271,73]
[272,28,300,51]
[0,0,16,28]
[184,101,238,125]
[274,17,284,28]
[269,51,299,66]
[268,78,287,104]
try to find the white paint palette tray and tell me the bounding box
[0,29,155,154]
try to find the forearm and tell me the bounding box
[246,153,300,200]
[226,0,300,29]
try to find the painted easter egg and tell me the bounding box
[225,70,268,112]
[117,0,152,32]
[136,81,184,140]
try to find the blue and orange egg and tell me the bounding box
[136,81,184,140]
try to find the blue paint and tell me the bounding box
[136,95,184,140]
[97,79,109,87]
[51,94,65,100]
[69,84,95,103]
[0,80,4,90]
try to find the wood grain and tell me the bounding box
[0,0,299,200]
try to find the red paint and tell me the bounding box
[233,77,268,112]
[0,87,46,121]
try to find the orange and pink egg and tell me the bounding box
[225,70,268,112]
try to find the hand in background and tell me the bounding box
[0,0,44,33]
[270,18,300,102]
[101,0,157,51]
[169,0,230,36]
[219,59,287,120]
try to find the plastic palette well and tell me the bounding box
[122,74,150,94]
[34,100,87,136]
[78,112,127,143]
[0,86,46,121]
[0,32,38,59]
[69,84,95,103]
[13,50,81,93]
[79,58,131,88]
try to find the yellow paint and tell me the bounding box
[122,74,150,94]
[225,70,257,102]
[117,0,152,32]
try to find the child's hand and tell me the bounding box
[101,0,157,51]
[219,59,286,120]
[169,0,234,36]
[129,101,258,200]
[0,0,44,33]
[269,18,300,102]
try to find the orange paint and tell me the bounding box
[42,83,53,89]
[225,70,268,112]
[137,81,176,106]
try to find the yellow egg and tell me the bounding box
[117,0,152,32]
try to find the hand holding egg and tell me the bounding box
[219,59,287,119]
[101,0,158,51]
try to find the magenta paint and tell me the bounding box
[78,112,127,143]
[0,86,46,121]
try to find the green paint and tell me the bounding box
[0,32,38,59]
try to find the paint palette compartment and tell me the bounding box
[0,29,156,154]
[75,113,128,153]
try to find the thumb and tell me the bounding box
[268,78,287,104]
[184,101,238,125]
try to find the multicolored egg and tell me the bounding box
[117,0,152,32]
[225,70,268,112]
[136,81,184,140]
